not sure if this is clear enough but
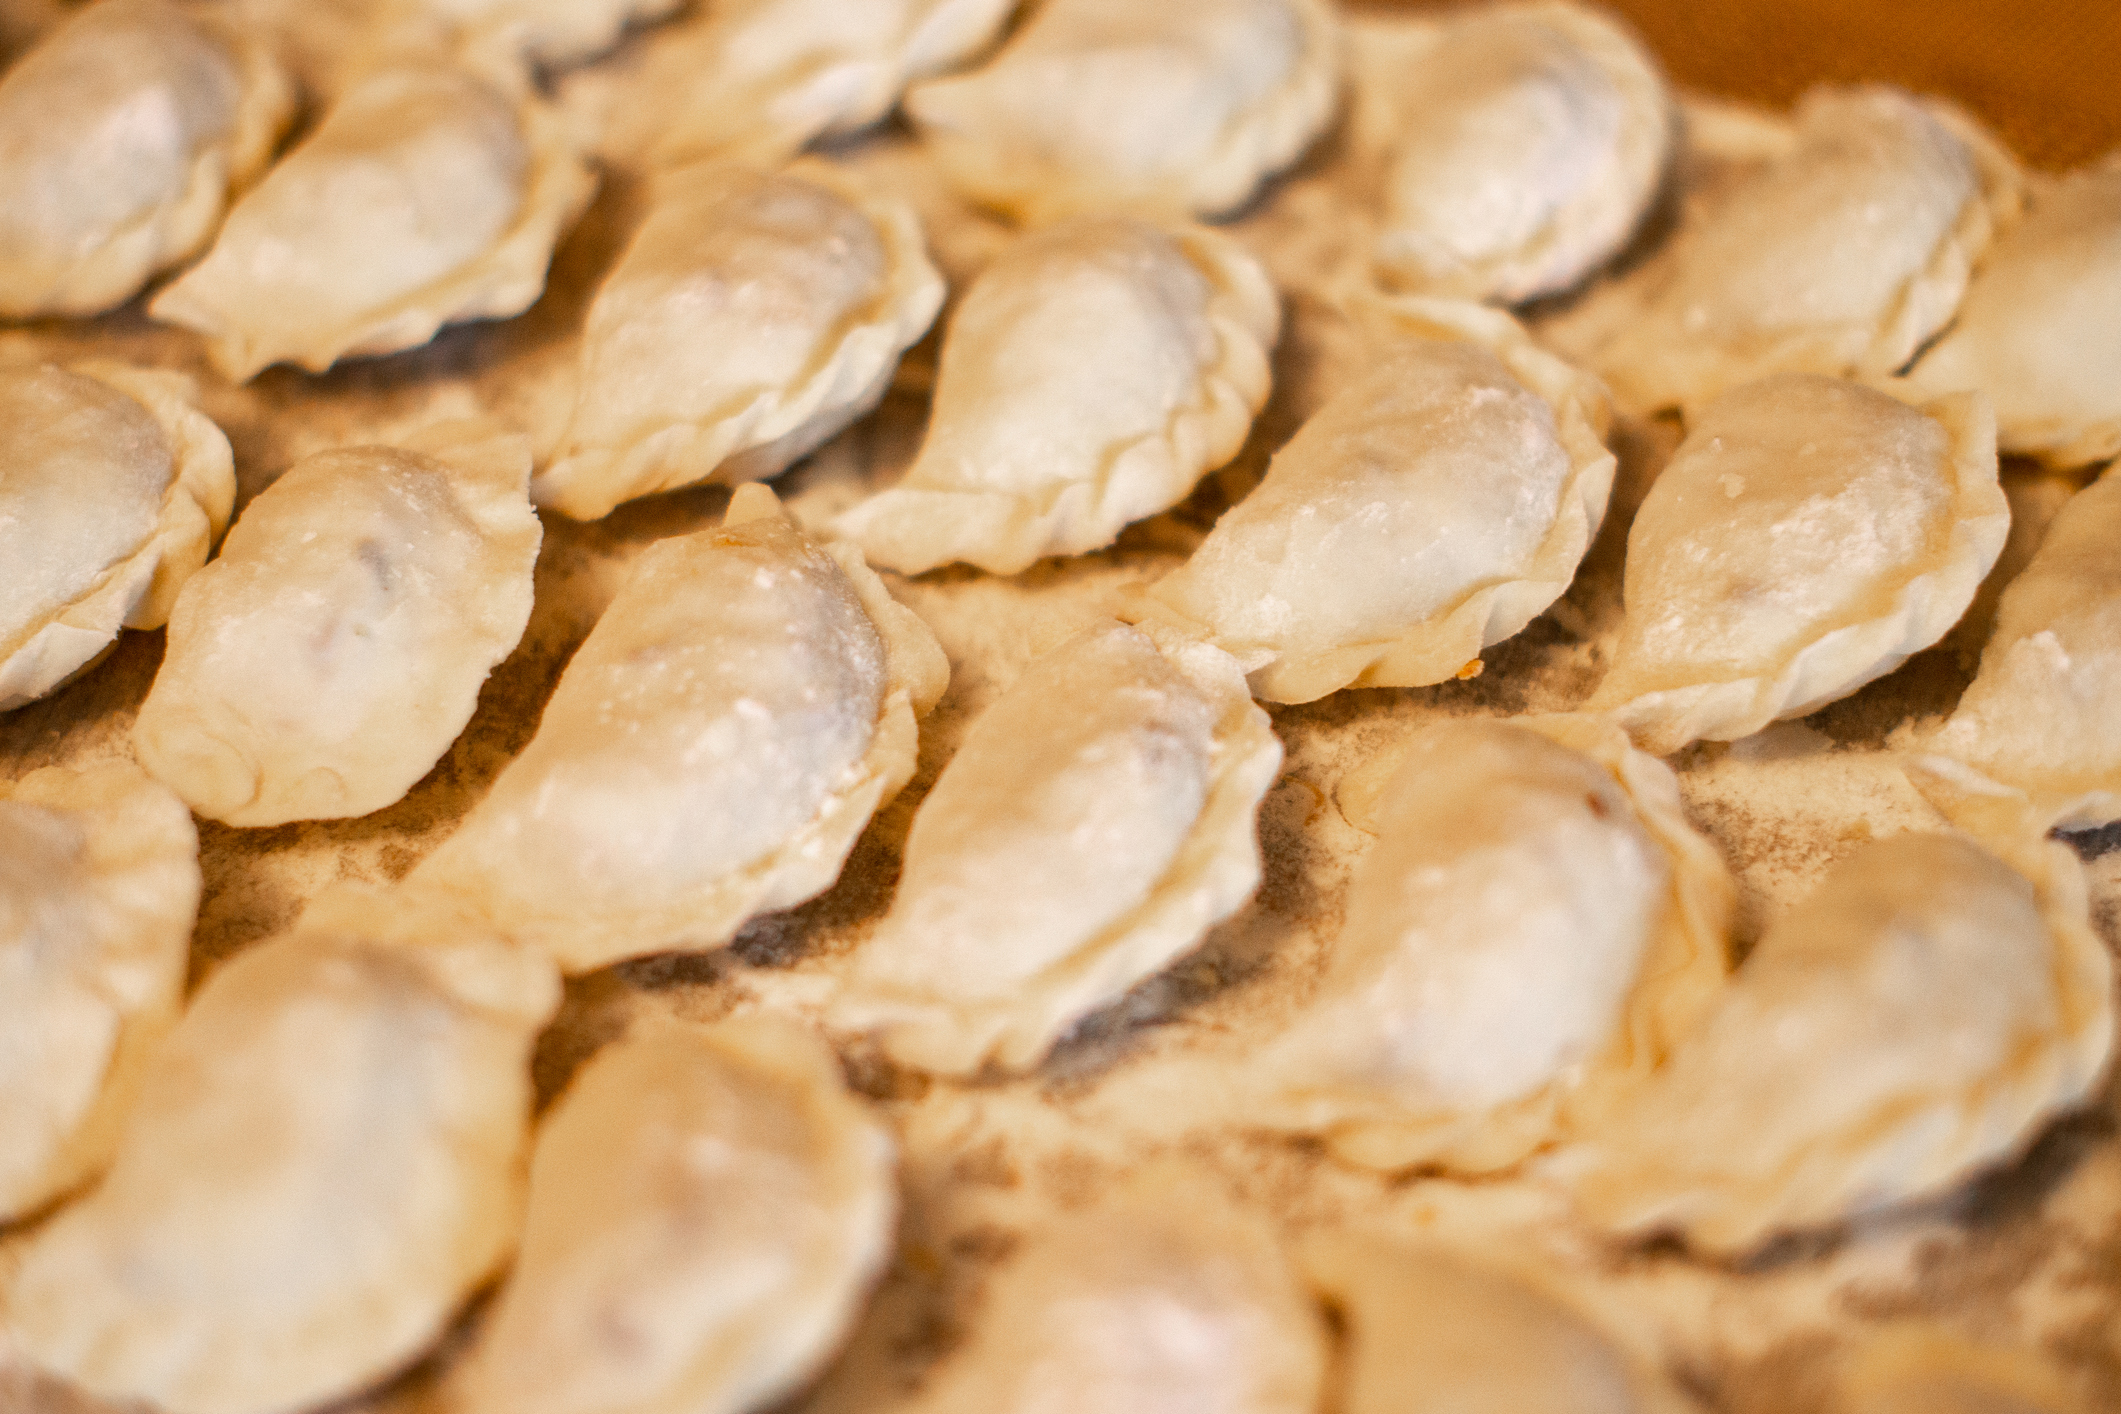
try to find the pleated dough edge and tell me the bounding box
[149,72,598,383]
[1262,713,1733,1176]
[834,217,1280,575]
[533,160,945,520]
[833,627,1281,1076]
[1372,0,1677,305]
[1176,295,1619,705]
[0,363,234,711]
[1592,386,2008,757]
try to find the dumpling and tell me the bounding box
[647,0,1018,165]
[8,883,560,1414]
[1576,85,2018,416]
[834,620,1280,1075]
[907,1168,1325,1414]
[835,214,1277,575]
[453,1016,896,1414]
[1369,0,1672,303]
[1249,715,1731,1174]
[0,0,292,318]
[1912,468,2121,833]
[1303,1234,1691,1414]
[411,486,947,974]
[0,760,197,1224]
[131,429,541,827]
[904,0,1342,219]
[418,0,684,68]
[533,160,943,521]
[1565,831,2113,1255]
[1129,297,1615,704]
[149,62,596,381]
[1904,153,2121,468]
[0,362,235,712]
[1585,374,2007,755]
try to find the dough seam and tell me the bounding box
[835,630,1281,1074]
[1594,388,2007,755]
[838,219,1278,574]
[534,161,944,519]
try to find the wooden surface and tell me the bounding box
[1377,0,2121,168]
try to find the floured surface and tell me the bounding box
[1,11,2119,1413]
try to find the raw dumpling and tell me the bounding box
[1566,830,2113,1255]
[1370,1,1671,303]
[1130,297,1615,704]
[131,429,541,827]
[0,362,235,711]
[836,214,1277,574]
[1250,715,1731,1174]
[647,0,1018,165]
[1304,1234,1691,1414]
[454,1016,896,1414]
[418,0,683,68]
[1914,468,2121,832]
[0,0,292,317]
[905,0,1343,219]
[1905,153,2121,468]
[834,620,1280,1074]
[1586,374,2006,755]
[1577,85,2018,416]
[534,160,943,521]
[150,62,596,381]
[411,486,947,974]
[908,1168,1325,1414]
[0,760,197,1224]
[8,883,560,1414]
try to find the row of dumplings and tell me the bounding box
[14,301,2121,854]
[12,899,2032,1414]
[6,0,2118,1107]
[8,531,2115,1407]
[8,0,2120,786]
[10,332,2105,961]
[9,42,2121,1281]
[7,3,2121,1410]
[0,0,1323,365]
[4,707,2109,1413]
[9,0,2116,452]
[10,471,2115,1203]
[51,30,2121,648]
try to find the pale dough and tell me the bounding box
[0,0,292,317]
[535,160,942,521]
[454,1016,896,1414]
[1915,467,2121,833]
[1569,84,2019,416]
[0,362,234,712]
[836,213,1277,574]
[905,0,1343,219]
[1905,153,2121,468]
[150,63,596,380]
[0,760,197,1224]
[834,619,1280,1075]
[1368,0,1672,303]
[8,883,560,1414]
[1132,296,1615,703]
[1567,830,2112,1255]
[411,486,947,974]
[132,428,540,826]
[1249,714,1731,1174]
[1588,374,2007,755]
